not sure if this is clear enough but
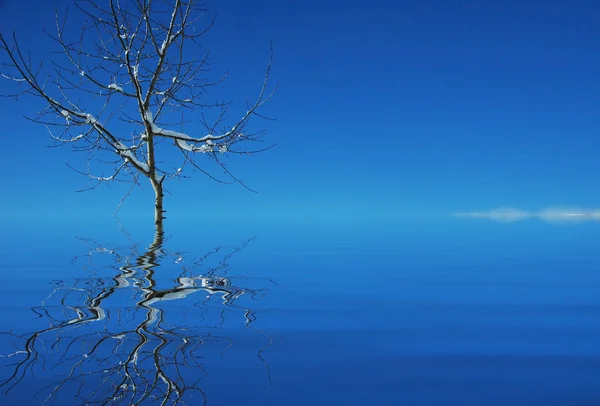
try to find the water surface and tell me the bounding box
[1,221,599,405]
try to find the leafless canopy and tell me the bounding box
[0,0,275,224]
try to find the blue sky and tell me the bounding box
[0,0,599,230]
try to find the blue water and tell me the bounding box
[1,220,599,406]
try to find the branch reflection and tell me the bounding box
[0,226,275,405]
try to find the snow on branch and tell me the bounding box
[115,141,149,173]
[107,83,123,93]
[175,138,213,153]
[47,126,85,143]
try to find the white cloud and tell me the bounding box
[455,206,600,223]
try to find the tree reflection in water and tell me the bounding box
[0,226,275,405]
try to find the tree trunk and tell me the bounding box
[151,178,164,228]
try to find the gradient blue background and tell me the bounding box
[1,0,599,232]
[1,2,600,405]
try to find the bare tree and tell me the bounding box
[0,0,275,227]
